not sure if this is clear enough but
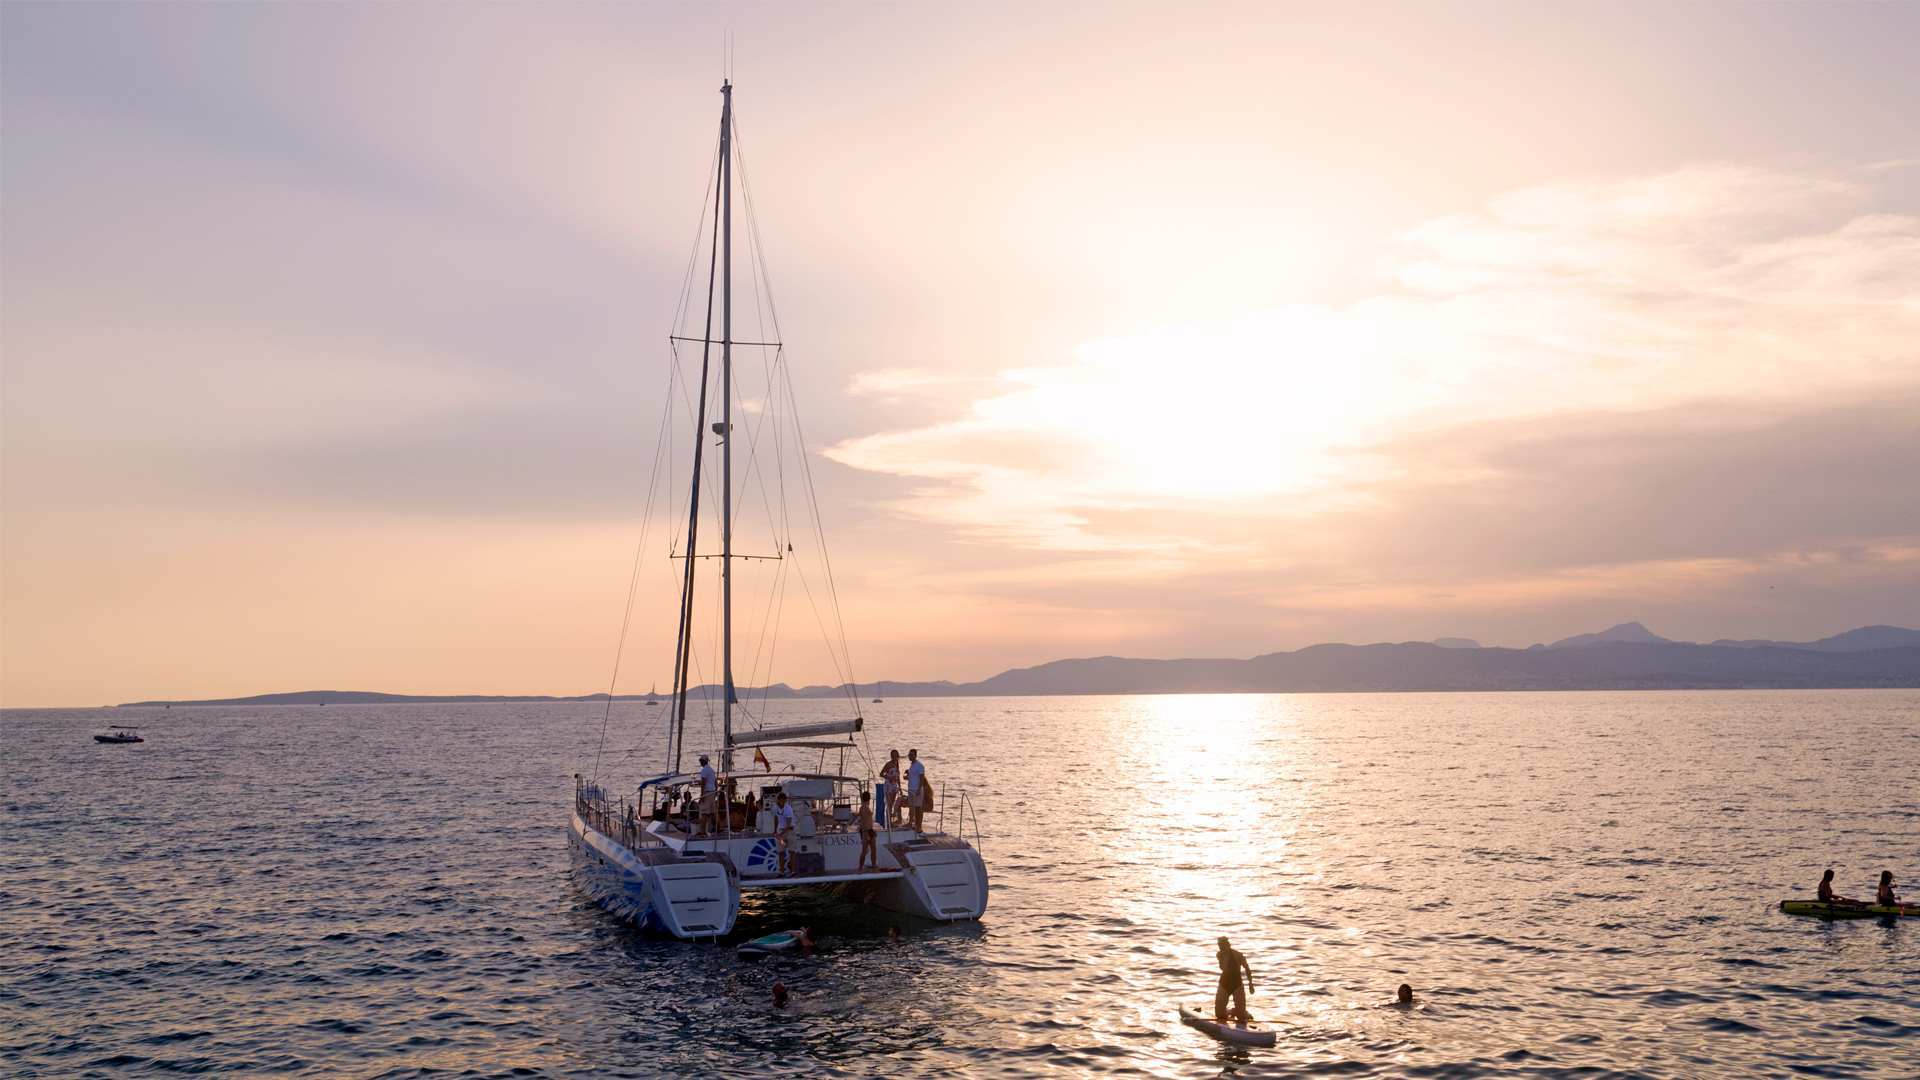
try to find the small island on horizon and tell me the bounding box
[115,622,1920,707]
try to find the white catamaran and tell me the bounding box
[568,81,988,940]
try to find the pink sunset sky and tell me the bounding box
[3,2,1917,705]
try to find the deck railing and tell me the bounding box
[573,775,665,851]
[938,784,985,855]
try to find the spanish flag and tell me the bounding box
[753,747,770,772]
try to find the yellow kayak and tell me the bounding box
[1780,899,1918,919]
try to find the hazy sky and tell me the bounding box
[4,2,1917,706]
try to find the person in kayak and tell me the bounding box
[1817,869,1859,904]
[1877,871,1900,907]
[1214,937,1254,1023]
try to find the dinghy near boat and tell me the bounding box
[93,726,143,744]
[1179,1006,1278,1047]
[566,79,988,942]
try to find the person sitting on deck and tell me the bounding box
[696,756,718,836]
[773,792,796,875]
[1214,936,1254,1024]
[1818,869,1857,904]
[906,749,927,833]
[1878,870,1900,907]
[856,790,877,871]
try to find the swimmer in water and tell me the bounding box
[1396,984,1415,1006]
[772,980,788,1008]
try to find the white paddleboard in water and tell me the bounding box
[1179,1006,1278,1047]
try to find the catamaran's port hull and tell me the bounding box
[568,813,739,938]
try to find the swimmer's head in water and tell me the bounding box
[1397,984,1414,1004]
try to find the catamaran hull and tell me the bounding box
[568,813,739,939]
[840,841,990,922]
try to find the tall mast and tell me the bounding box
[668,86,729,774]
[719,80,736,774]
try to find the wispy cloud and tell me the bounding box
[827,164,1920,558]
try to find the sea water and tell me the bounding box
[4,690,1916,1076]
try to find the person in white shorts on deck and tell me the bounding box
[773,792,796,875]
[906,749,926,833]
[696,756,717,836]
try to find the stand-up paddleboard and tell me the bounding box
[737,929,807,957]
[1780,899,1919,920]
[1179,1006,1277,1047]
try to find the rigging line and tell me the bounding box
[732,116,788,342]
[742,536,788,716]
[738,112,861,729]
[589,306,682,784]
[783,365,860,676]
[671,136,723,335]
[781,366,862,713]
[786,527,852,692]
[744,538,783,722]
[732,117,795,565]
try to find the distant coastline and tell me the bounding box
[115,623,1920,707]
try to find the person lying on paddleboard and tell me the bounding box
[1215,936,1254,1023]
[1818,869,1858,904]
[1877,871,1899,907]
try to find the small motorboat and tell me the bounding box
[94,726,144,744]
[1179,1005,1277,1047]
[1781,899,1919,919]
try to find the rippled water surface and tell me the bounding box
[5,690,1918,1076]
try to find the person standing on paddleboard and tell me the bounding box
[1215,937,1254,1023]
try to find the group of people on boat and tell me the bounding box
[1818,868,1901,907]
[671,747,942,877]
[877,748,934,833]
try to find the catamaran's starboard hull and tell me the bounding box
[836,839,989,922]
[568,813,739,939]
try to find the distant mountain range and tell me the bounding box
[117,623,1920,706]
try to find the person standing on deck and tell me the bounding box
[906,749,927,833]
[773,792,796,875]
[1214,937,1254,1023]
[880,750,903,827]
[696,755,718,836]
[856,790,878,871]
